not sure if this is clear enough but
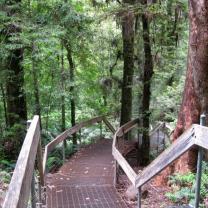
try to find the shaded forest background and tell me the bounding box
[0,0,188,162]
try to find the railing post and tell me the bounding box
[62,140,67,163]
[37,140,44,186]
[194,114,206,208]
[36,203,42,208]
[137,187,142,208]
[113,161,118,187]
[27,120,36,208]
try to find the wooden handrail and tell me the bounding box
[135,124,208,188]
[135,125,195,188]
[112,120,208,190]
[149,122,173,137]
[3,116,42,208]
[112,118,139,186]
[43,115,116,175]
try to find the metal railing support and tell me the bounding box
[37,176,42,205]
[194,114,206,208]
[113,161,118,187]
[137,187,142,208]
[62,140,67,163]
[36,203,42,208]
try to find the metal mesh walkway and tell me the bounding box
[46,139,130,208]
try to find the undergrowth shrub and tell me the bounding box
[166,162,208,207]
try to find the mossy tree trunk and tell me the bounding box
[140,10,154,166]
[120,0,135,127]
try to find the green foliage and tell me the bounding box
[0,170,11,184]
[166,162,208,207]
[168,172,195,187]
[46,156,62,172]
[46,141,76,172]
[0,0,189,166]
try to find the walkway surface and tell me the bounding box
[46,139,130,208]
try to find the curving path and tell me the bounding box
[46,139,130,208]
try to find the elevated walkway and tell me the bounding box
[46,139,129,208]
[3,115,208,208]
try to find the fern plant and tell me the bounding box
[166,162,208,207]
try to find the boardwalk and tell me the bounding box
[46,139,130,208]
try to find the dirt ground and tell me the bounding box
[117,169,174,208]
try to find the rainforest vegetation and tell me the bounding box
[1,0,208,206]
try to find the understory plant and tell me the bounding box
[166,162,208,207]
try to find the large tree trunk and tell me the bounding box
[3,0,27,159]
[120,1,135,126]
[6,47,27,128]
[5,34,27,159]
[172,0,208,173]
[140,13,154,166]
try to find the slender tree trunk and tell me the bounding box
[32,43,42,128]
[61,44,66,132]
[172,0,208,173]
[140,13,154,166]
[45,72,54,132]
[0,84,8,126]
[120,1,135,126]
[65,44,77,145]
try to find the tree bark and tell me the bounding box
[120,1,135,126]
[32,43,42,128]
[61,44,66,132]
[3,0,27,159]
[172,0,208,172]
[6,47,27,128]
[0,84,8,126]
[140,13,154,166]
[5,33,27,159]
[65,44,77,145]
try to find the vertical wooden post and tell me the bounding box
[37,139,44,186]
[137,187,142,208]
[195,114,206,208]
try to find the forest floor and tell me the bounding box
[117,173,174,208]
